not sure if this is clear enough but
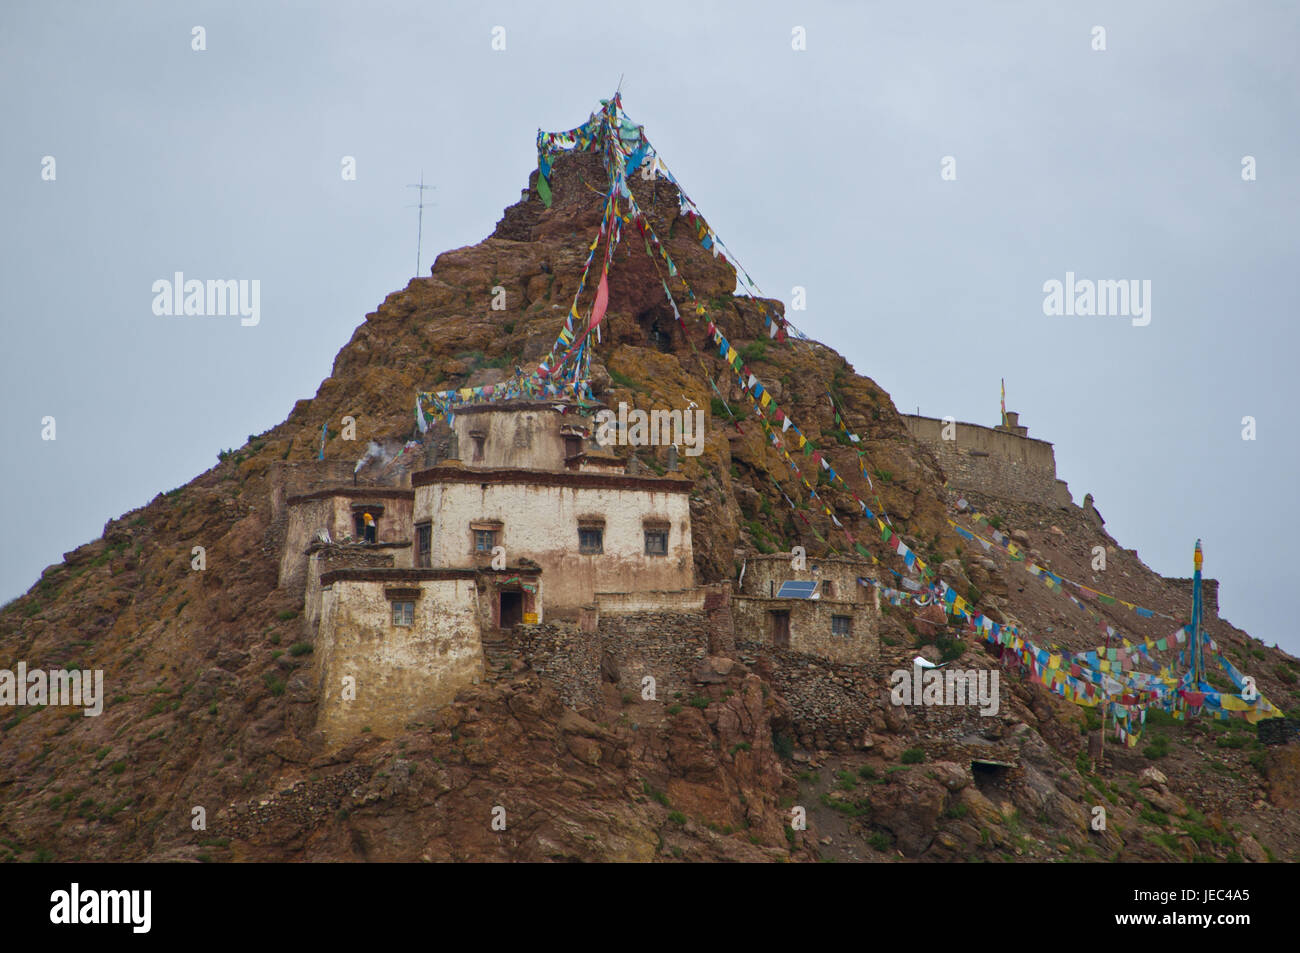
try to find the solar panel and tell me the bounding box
[775,580,819,599]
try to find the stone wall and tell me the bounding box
[313,574,484,747]
[511,622,604,712]
[732,596,878,665]
[739,644,882,747]
[511,610,711,714]
[739,644,1008,754]
[902,414,1072,507]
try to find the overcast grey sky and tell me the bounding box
[2,1,1297,653]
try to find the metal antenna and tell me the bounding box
[406,172,437,277]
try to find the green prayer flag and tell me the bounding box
[537,174,553,208]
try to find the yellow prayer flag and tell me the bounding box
[1218,694,1254,712]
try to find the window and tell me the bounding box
[821,580,833,598]
[831,614,852,637]
[474,529,497,552]
[470,433,486,463]
[351,504,384,542]
[579,528,603,554]
[354,512,378,541]
[564,435,583,459]
[644,529,668,556]
[392,601,415,627]
[416,523,432,568]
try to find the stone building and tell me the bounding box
[732,553,880,665]
[901,410,1073,508]
[275,398,700,745]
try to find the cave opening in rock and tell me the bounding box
[635,305,679,354]
[970,759,1013,794]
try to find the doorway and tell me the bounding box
[770,611,790,648]
[499,591,524,629]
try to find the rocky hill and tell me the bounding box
[2,132,1298,863]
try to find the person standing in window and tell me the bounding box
[363,512,377,544]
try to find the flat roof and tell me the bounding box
[901,414,1055,448]
[320,566,541,586]
[287,487,414,505]
[413,465,691,493]
[448,399,605,416]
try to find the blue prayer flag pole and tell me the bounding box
[1191,539,1203,686]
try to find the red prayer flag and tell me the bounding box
[590,272,609,330]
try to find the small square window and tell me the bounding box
[392,601,415,627]
[579,528,603,554]
[474,529,498,552]
[644,529,668,556]
[821,580,833,598]
[831,614,852,637]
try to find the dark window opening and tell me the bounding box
[564,435,583,459]
[831,614,852,637]
[644,529,668,556]
[579,528,604,554]
[471,433,486,463]
[821,580,833,598]
[416,523,432,568]
[392,601,415,627]
[474,528,498,552]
